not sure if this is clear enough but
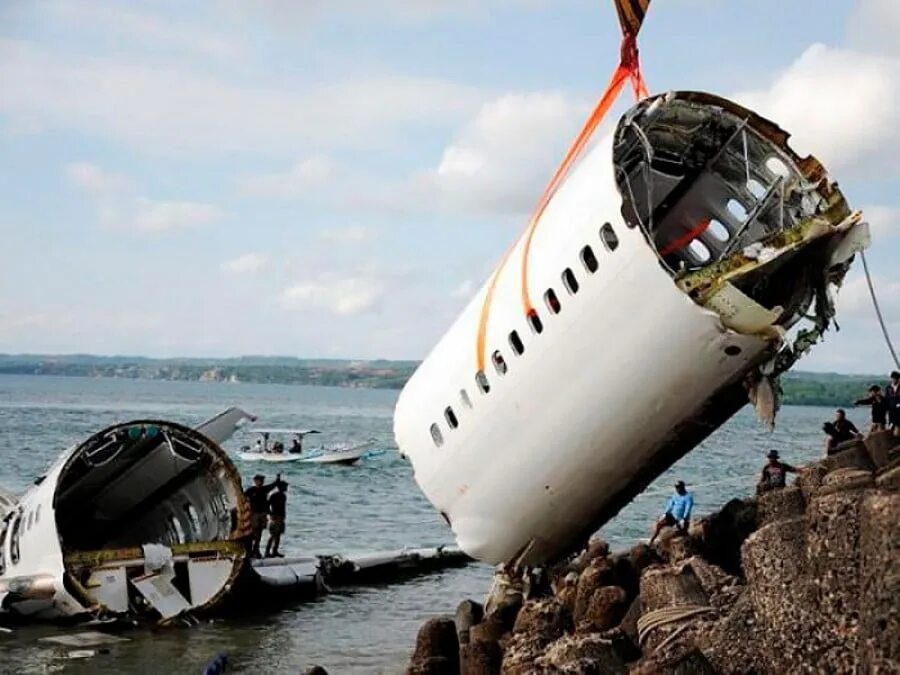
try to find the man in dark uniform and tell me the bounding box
[244,473,279,558]
[823,409,862,455]
[265,481,288,558]
[757,450,800,493]
[855,385,888,433]
[886,371,900,437]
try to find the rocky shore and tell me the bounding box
[405,432,900,674]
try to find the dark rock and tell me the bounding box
[302,667,329,675]
[456,599,484,646]
[756,485,805,526]
[535,633,627,673]
[461,638,502,675]
[469,614,510,645]
[876,462,900,490]
[512,597,571,641]
[407,656,456,675]
[696,498,757,576]
[408,617,459,675]
[573,558,615,622]
[617,594,642,647]
[821,442,875,473]
[631,647,716,675]
[629,543,661,575]
[863,430,896,468]
[859,491,900,671]
[500,632,547,674]
[577,585,628,634]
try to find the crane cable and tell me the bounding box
[860,250,900,370]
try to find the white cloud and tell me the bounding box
[848,0,900,55]
[222,253,268,274]
[0,39,483,157]
[237,157,337,198]
[862,205,899,240]
[30,0,244,61]
[66,161,223,232]
[317,226,374,244]
[421,92,588,215]
[733,43,900,176]
[836,272,900,320]
[280,277,385,315]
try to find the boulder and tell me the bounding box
[577,585,628,634]
[535,633,627,674]
[859,491,900,671]
[631,647,717,675]
[756,486,805,526]
[456,599,484,646]
[694,591,761,674]
[863,430,896,468]
[408,617,459,675]
[512,597,571,641]
[697,498,757,576]
[821,442,874,473]
[573,558,615,623]
[461,638,502,675]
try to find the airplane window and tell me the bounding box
[689,239,711,263]
[169,514,186,545]
[492,350,508,375]
[430,423,444,447]
[475,371,490,394]
[708,219,730,242]
[460,389,473,409]
[727,199,748,221]
[35,505,40,524]
[562,268,579,295]
[581,245,598,273]
[509,330,524,356]
[9,513,21,565]
[26,511,33,531]
[445,407,459,429]
[747,178,767,199]
[545,288,561,314]
[600,223,619,251]
[184,503,202,537]
[0,520,8,575]
[527,309,543,334]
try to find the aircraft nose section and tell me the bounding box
[450,516,540,566]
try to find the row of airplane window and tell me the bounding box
[0,504,40,572]
[429,223,621,448]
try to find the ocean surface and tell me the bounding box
[0,375,859,674]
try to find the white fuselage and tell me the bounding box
[394,132,772,566]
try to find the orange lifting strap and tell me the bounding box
[476,0,652,372]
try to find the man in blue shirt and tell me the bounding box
[649,480,693,545]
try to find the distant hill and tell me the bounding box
[0,353,889,403]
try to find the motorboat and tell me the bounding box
[236,428,375,466]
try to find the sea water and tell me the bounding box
[0,375,852,673]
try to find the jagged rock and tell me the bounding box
[656,531,699,565]
[512,597,571,641]
[535,633,627,673]
[456,599,484,646]
[756,485,805,526]
[863,430,896,468]
[470,614,511,645]
[639,564,708,613]
[408,657,456,675]
[629,543,661,574]
[742,516,823,670]
[821,442,875,473]
[555,572,579,614]
[618,594,642,647]
[500,632,549,674]
[677,556,740,609]
[876,462,900,490]
[818,467,874,495]
[697,498,757,576]
[631,647,716,675]
[573,558,615,622]
[576,585,628,633]
[859,491,900,671]
[695,591,761,674]
[572,537,610,571]
[408,617,460,675]
[461,638,502,675]
[302,667,329,675]
[796,462,826,502]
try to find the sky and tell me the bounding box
[0,0,897,373]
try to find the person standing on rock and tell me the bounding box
[757,450,800,493]
[649,480,693,545]
[855,385,888,433]
[885,371,900,437]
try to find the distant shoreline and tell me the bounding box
[0,354,889,405]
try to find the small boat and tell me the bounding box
[237,429,374,466]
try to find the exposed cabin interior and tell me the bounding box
[611,92,852,334]
[52,422,247,619]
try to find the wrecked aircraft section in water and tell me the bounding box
[0,409,468,626]
[395,91,870,567]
